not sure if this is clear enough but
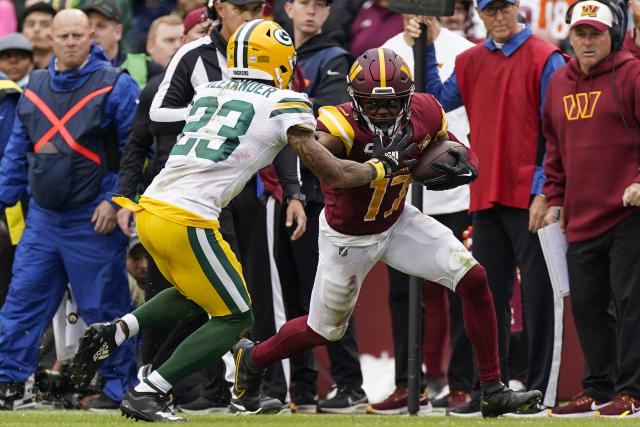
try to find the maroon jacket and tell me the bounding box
[622,29,640,60]
[542,52,640,242]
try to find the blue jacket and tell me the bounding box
[0,44,140,214]
[0,71,21,162]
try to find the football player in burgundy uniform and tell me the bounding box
[233,48,543,417]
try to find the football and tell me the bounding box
[411,139,466,183]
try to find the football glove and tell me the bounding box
[369,129,417,178]
[423,147,478,191]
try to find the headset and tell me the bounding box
[564,0,627,51]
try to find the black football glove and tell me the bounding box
[423,147,478,191]
[371,129,418,177]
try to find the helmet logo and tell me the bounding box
[274,28,293,46]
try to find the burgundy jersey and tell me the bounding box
[317,93,448,235]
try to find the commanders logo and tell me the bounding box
[580,4,599,17]
[563,91,601,120]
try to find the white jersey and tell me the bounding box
[143,79,316,220]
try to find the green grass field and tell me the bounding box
[0,410,635,427]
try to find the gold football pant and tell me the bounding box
[135,209,251,317]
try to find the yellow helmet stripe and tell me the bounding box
[378,48,386,87]
[273,102,313,110]
[401,64,412,80]
[234,20,262,68]
[318,106,355,155]
[349,63,363,82]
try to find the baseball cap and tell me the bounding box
[83,0,123,23]
[184,7,208,34]
[0,33,33,55]
[19,3,56,32]
[476,0,515,11]
[128,233,142,253]
[220,0,266,5]
[569,0,613,31]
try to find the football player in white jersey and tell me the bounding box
[69,19,415,422]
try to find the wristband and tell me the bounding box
[366,158,386,182]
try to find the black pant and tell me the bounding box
[472,203,560,403]
[567,209,640,401]
[276,202,364,396]
[387,210,475,392]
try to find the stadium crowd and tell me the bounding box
[0,0,639,420]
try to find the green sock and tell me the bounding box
[132,287,205,330]
[156,310,254,385]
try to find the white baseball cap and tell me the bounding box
[569,0,613,31]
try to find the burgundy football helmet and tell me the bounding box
[347,48,414,137]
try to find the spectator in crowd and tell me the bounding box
[370,14,476,415]
[0,9,139,411]
[543,0,640,418]
[272,0,367,51]
[84,0,164,88]
[439,0,485,42]
[182,7,214,44]
[0,0,18,39]
[624,0,640,57]
[277,0,369,414]
[145,14,184,68]
[0,33,34,88]
[349,0,403,58]
[128,0,175,54]
[415,0,566,415]
[127,233,148,309]
[19,2,55,70]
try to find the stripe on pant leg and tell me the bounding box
[265,197,290,401]
[187,227,248,313]
[543,296,564,407]
[201,228,251,312]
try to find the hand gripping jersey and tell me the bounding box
[317,93,448,235]
[143,80,316,220]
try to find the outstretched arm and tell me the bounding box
[287,126,376,188]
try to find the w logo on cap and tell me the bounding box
[580,4,600,17]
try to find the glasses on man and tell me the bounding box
[481,3,514,16]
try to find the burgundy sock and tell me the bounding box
[252,315,330,368]
[455,264,501,385]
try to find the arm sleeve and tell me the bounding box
[101,72,141,203]
[0,116,30,209]
[149,53,195,136]
[0,95,18,159]
[541,85,565,206]
[273,144,302,200]
[531,51,566,194]
[118,81,155,199]
[424,44,463,112]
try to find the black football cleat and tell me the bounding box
[69,319,120,390]
[480,382,542,418]
[232,338,263,413]
[120,387,187,422]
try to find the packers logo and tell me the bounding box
[580,4,599,17]
[274,28,292,46]
[563,91,601,120]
